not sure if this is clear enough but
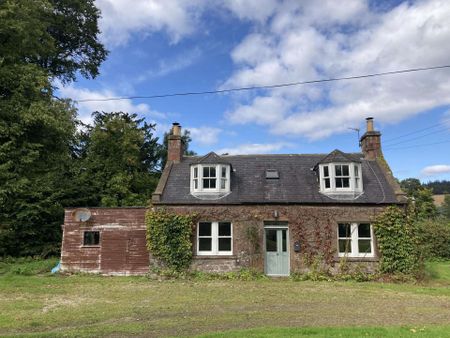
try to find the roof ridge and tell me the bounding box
[184,152,363,158]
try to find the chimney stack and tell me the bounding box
[360,117,382,160]
[167,122,184,164]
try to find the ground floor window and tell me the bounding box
[197,222,232,255]
[83,231,100,246]
[338,222,374,257]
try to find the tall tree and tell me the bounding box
[400,178,437,220]
[79,112,162,207]
[0,0,107,82]
[0,0,106,256]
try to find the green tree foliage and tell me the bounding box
[373,206,421,274]
[0,64,78,255]
[0,0,106,256]
[400,178,437,220]
[146,208,195,271]
[79,112,162,207]
[160,130,196,169]
[423,180,450,194]
[416,219,450,259]
[0,0,107,82]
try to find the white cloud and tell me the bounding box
[223,0,450,139]
[421,165,450,176]
[95,0,204,47]
[216,142,291,155]
[136,48,202,83]
[57,84,166,126]
[188,126,222,146]
[223,0,279,23]
[226,96,288,125]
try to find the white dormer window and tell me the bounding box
[191,164,230,193]
[319,163,363,194]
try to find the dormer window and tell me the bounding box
[191,164,230,194]
[319,163,363,194]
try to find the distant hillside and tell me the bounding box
[424,180,450,194]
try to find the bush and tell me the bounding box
[417,219,450,259]
[0,257,59,276]
[146,208,196,272]
[373,206,421,274]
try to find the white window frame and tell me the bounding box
[319,163,363,194]
[191,164,230,193]
[197,221,233,256]
[337,222,374,258]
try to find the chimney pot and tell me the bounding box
[366,117,374,132]
[172,122,181,136]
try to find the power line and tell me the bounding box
[75,64,450,103]
[383,119,450,143]
[384,139,450,151]
[383,125,450,147]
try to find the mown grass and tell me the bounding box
[199,326,450,337]
[0,259,449,337]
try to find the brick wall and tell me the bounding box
[158,204,387,274]
[61,204,388,275]
[60,208,149,275]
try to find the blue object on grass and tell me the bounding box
[51,262,61,274]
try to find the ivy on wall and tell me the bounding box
[373,206,420,274]
[146,208,196,271]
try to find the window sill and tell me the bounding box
[81,245,101,248]
[194,255,236,259]
[334,256,378,262]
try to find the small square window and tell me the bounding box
[83,231,100,246]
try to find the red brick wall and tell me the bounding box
[61,208,149,275]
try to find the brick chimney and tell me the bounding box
[167,122,184,164]
[360,117,382,160]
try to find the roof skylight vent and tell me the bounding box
[266,169,279,179]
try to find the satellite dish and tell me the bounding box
[73,208,92,222]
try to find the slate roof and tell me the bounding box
[316,149,361,165]
[194,151,231,165]
[158,152,399,205]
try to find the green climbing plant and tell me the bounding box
[146,208,196,272]
[373,206,421,275]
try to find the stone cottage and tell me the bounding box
[60,117,406,276]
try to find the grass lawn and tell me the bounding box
[0,260,449,337]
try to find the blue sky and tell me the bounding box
[57,0,450,182]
